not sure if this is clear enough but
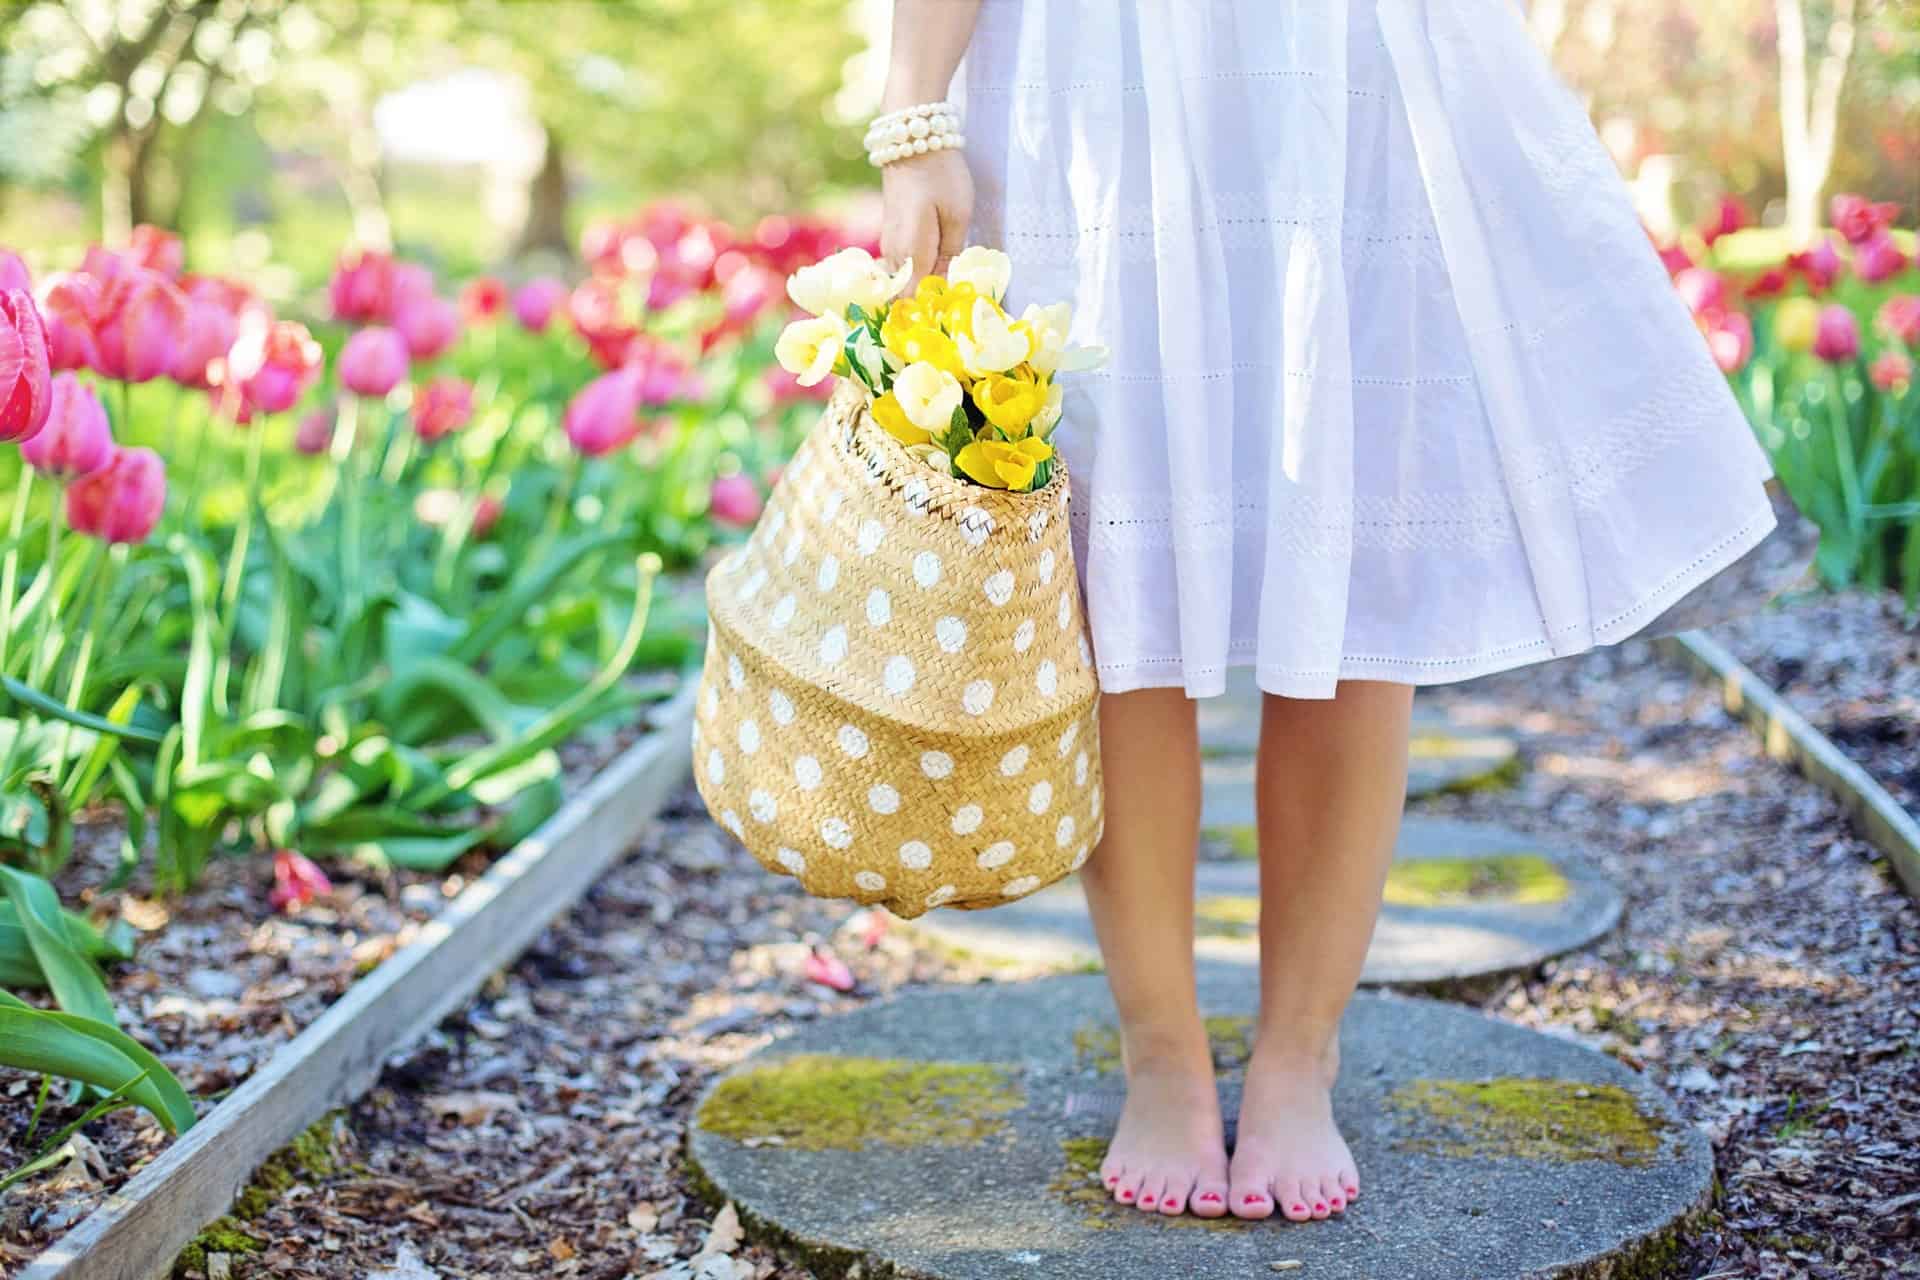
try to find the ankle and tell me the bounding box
[1249,1026,1340,1084]
[1117,1020,1214,1079]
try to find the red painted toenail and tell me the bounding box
[1244,1194,1266,1204]
[1141,1195,1155,1205]
[1199,1193,1221,1203]
[1314,1202,1327,1211]
[1293,1204,1308,1214]
[1105,1175,1118,1185]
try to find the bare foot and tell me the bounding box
[1227,1042,1359,1222]
[1099,1055,1232,1218]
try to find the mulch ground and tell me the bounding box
[137,633,1917,1280]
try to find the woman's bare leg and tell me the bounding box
[1082,687,1231,1218]
[1227,680,1413,1221]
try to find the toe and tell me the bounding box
[1228,1172,1276,1220]
[1320,1174,1346,1214]
[1277,1176,1314,1222]
[1136,1170,1169,1213]
[1191,1179,1230,1218]
[1099,1155,1125,1193]
[1159,1170,1195,1216]
[1112,1168,1140,1205]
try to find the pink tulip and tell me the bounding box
[170,290,240,390]
[460,276,508,324]
[412,375,474,441]
[0,289,52,444]
[394,295,460,361]
[562,367,645,457]
[1870,350,1912,394]
[62,254,191,384]
[1855,233,1910,285]
[295,404,335,456]
[764,363,833,407]
[22,374,112,476]
[329,249,398,324]
[709,473,762,527]
[338,327,409,398]
[1788,236,1843,293]
[1706,312,1753,374]
[1673,268,1727,317]
[268,849,332,914]
[802,946,856,993]
[66,446,165,544]
[226,317,322,415]
[1877,296,1920,347]
[125,224,184,279]
[569,276,640,370]
[1744,268,1790,300]
[512,277,566,332]
[0,249,30,295]
[1655,241,1694,278]
[37,274,102,373]
[1830,193,1900,246]
[1811,305,1860,363]
[1699,195,1750,247]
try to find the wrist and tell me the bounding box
[880,75,951,114]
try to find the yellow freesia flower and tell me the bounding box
[955,435,1053,491]
[891,324,968,381]
[914,275,950,304]
[957,298,1034,377]
[972,372,1049,434]
[871,391,930,446]
[941,283,983,337]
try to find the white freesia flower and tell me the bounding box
[1021,301,1106,375]
[957,298,1031,376]
[787,248,914,320]
[774,314,847,387]
[892,361,965,433]
[1031,381,1065,438]
[907,443,955,476]
[850,327,888,384]
[948,246,1013,302]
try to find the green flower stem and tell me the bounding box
[332,396,367,644]
[181,391,216,533]
[1828,365,1864,538]
[25,483,67,690]
[0,466,35,681]
[211,422,269,715]
[51,543,114,790]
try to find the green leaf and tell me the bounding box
[63,684,145,810]
[0,676,167,747]
[0,867,116,1027]
[0,998,196,1135]
[448,530,631,665]
[376,656,528,744]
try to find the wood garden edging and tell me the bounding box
[1658,630,1920,901]
[21,681,700,1280]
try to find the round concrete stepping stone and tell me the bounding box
[904,818,1621,985]
[687,974,1710,1280]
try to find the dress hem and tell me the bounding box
[1090,494,1780,701]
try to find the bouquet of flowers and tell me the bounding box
[773,246,1105,492]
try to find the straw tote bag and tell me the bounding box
[694,382,1104,918]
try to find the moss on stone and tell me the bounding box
[1073,1016,1252,1075]
[1383,854,1571,907]
[1408,733,1522,794]
[696,1053,1022,1151]
[1048,1136,1250,1231]
[1389,1077,1666,1166]
[172,1113,347,1277]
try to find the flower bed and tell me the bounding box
[0,201,865,1239]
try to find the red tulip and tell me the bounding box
[1655,241,1694,278]
[1699,195,1750,247]
[1855,232,1909,285]
[126,224,184,279]
[394,294,460,361]
[0,289,52,444]
[512,277,566,332]
[329,249,398,324]
[226,317,322,415]
[22,374,112,476]
[0,249,30,295]
[1744,267,1790,300]
[1876,296,1920,347]
[268,849,332,914]
[460,276,508,323]
[1673,268,1727,317]
[411,375,474,441]
[338,326,409,398]
[1705,312,1754,374]
[802,946,855,993]
[414,488,503,536]
[1830,193,1900,246]
[1811,305,1860,363]
[470,493,504,537]
[709,473,762,527]
[81,258,190,383]
[1870,350,1912,394]
[1787,236,1844,293]
[295,404,335,456]
[563,366,645,457]
[569,275,640,370]
[66,446,165,544]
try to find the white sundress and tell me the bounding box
[960,0,1779,700]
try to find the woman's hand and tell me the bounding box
[882,147,974,288]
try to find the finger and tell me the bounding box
[934,203,970,280]
[905,200,939,292]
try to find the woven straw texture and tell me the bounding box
[695,382,1104,918]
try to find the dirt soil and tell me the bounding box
[96,633,1916,1280]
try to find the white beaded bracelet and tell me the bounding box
[865,100,964,168]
